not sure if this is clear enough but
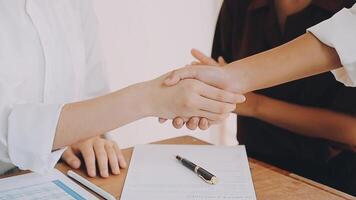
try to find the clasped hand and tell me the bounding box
[159,49,245,130]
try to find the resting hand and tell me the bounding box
[61,136,127,178]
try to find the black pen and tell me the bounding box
[176,155,218,185]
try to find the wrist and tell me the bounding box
[113,81,154,118]
[137,80,157,117]
[252,94,267,118]
[138,81,156,117]
[224,63,249,94]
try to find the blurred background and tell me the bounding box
[92,0,238,148]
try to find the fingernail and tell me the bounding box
[89,170,96,177]
[122,161,128,168]
[175,120,181,126]
[102,170,109,177]
[237,95,246,103]
[113,168,120,175]
[178,120,183,126]
[72,160,80,168]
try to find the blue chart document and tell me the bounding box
[0,169,97,200]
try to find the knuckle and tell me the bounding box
[93,140,103,147]
[98,151,107,159]
[116,147,123,154]
[185,81,197,91]
[216,92,225,101]
[219,105,230,113]
[112,141,120,148]
[86,157,96,166]
[79,143,91,151]
[184,79,201,90]
[81,149,92,157]
[104,142,113,149]
[170,69,178,77]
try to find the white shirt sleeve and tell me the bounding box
[307,4,356,87]
[0,1,71,174]
[7,104,65,174]
[0,0,107,174]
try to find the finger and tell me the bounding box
[105,143,120,175]
[164,66,198,86]
[196,110,230,123]
[159,118,167,123]
[172,117,185,129]
[218,56,227,66]
[198,118,210,130]
[186,117,199,130]
[62,148,81,169]
[191,49,219,66]
[198,96,236,114]
[80,145,96,177]
[198,83,246,104]
[191,61,201,65]
[93,141,109,178]
[207,116,228,125]
[113,144,127,169]
[199,118,210,131]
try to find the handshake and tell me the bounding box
[146,49,254,131]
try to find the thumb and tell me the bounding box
[191,48,219,66]
[158,118,167,123]
[164,66,198,86]
[163,72,181,86]
[62,148,81,169]
[218,56,227,66]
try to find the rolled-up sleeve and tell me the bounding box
[7,103,66,174]
[307,4,356,87]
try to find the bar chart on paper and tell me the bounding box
[0,169,97,200]
[0,180,84,200]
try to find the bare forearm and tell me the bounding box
[53,82,151,149]
[227,33,342,93]
[53,73,242,149]
[254,96,356,146]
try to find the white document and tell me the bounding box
[0,169,98,200]
[121,144,256,200]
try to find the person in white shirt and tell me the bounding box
[0,0,245,177]
[164,3,356,132]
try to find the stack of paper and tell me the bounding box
[121,144,256,200]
